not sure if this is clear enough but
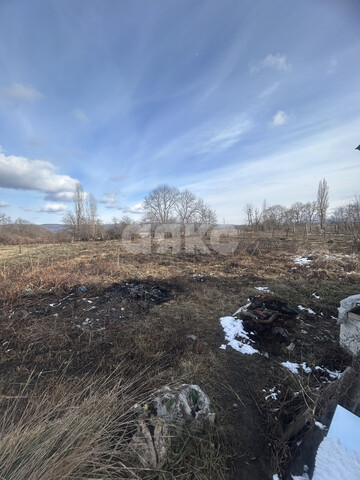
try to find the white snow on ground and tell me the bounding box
[294,256,313,266]
[312,437,360,480]
[312,293,320,299]
[314,366,342,380]
[219,316,259,355]
[309,405,360,480]
[263,387,280,401]
[301,362,312,374]
[315,421,327,430]
[298,305,316,314]
[233,302,251,316]
[281,362,312,374]
[255,286,273,293]
[281,361,300,374]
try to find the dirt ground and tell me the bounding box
[0,235,359,479]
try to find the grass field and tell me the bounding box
[0,234,359,479]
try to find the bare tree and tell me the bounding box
[243,203,254,226]
[175,190,198,225]
[262,204,287,230]
[304,201,318,232]
[0,213,11,226]
[109,215,136,238]
[85,193,100,239]
[196,199,217,226]
[74,182,86,238]
[289,202,307,225]
[13,218,31,235]
[317,178,329,230]
[144,184,179,224]
[63,183,90,239]
[253,207,263,230]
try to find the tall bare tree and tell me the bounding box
[74,182,86,238]
[0,213,11,226]
[196,199,217,226]
[304,201,317,232]
[143,185,180,223]
[175,190,198,225]
[63,182,87,239]
[317,178,329,230]
[85,193,99,238]
[243,203,254,226]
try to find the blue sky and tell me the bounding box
[0,0,359,224]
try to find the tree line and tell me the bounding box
[1,178,359,248]
[243,178,330,232]
[62,183,217,240]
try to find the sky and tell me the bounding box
[0,0,359,224]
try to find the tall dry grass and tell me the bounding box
[0,367,157,480]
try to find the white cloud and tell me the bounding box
[258,82,280,100]
[251,53,291,74]
[327,57,338,75]
[73,108,89,123]
[198,119,253,154]
[126,203,144,214]
[0,201,10,207]
[105,202,144,215]
[100,191,118,203]
[182,120,360,224]
[40,203,68,213]
[270,110,289,126]
[0,153,78,193]
[110,173,128,182]
[44,191,75,202]
[1,83,43,102]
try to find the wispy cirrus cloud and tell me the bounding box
[73,108,89,123]
[327,57,338,75]
[258,81,280,100]
[1,83,43,102]
[250,53,291,74]
[110,173,128,182]
[199,120,253,154]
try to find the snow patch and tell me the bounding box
[263,387,280,401]
[312,437,360,480]
[255,286,273,293]
[281,362,312,374]
[298,305,316,314]
[220,316,259,355]
[315,421,327,430]
[294,256,313,266]
[281,361,300,374]
[315,366,342,380]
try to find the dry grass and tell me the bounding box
[0,235,359,479]
[0,366,156,480]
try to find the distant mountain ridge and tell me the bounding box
[39,224,64,232]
